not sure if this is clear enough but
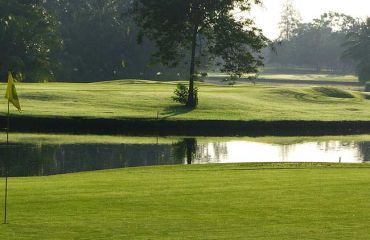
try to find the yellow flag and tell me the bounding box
[5,72,21,111]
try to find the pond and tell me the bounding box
[1,134,370,177]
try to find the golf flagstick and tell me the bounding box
[4,99,9,224]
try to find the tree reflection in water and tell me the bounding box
[172,138,197,164]
[0,142,183,177]
[1,138,369,177]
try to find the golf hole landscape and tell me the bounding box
[2,0,370,239]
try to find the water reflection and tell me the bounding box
[0,143,182,177]
[173,138,197,164]
[0,137,369,177]
[193,141,361,164]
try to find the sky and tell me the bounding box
[250,0,370,40]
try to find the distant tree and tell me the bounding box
[0,0,61,82]
[278,0,301,40]
[342,18,370,82]
[132,0,268,108]
[269,12,357,73]
[314,12,359,34]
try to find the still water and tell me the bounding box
[0,135,370,177]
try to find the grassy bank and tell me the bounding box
[1,163,370,239]
[0,80,369,121]
[209,73,359,82]
[259,73,358,82]
[3,133,370,145]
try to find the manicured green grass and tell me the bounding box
[258,73,358,82]
[3,133,370,145]
[208,73,358,82]
[0,133,179,145]
[0,80,369,121]
[1,163,370,239]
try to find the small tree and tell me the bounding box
[343,18,370,82]
[132,0,268,108]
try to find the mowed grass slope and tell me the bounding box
[4,133,370,145]
[1,164,370,239]
[258,73,358,82]
[208,73,359,82]
[0,80,369,121]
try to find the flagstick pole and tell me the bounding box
[7,99,9,143]
[4,100,9,224]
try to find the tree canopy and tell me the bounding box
[133,0,268,107]
[0,0,61,82]
[2,0,367,84]
[0,0,186,82]
[343,18,370,82]
[269,12,358,73]
[278,0,301,40]
[44,0,186,82]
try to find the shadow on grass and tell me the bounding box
[162,105,194,119]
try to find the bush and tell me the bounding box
[365,83,370,92]
[358,67,370,83]
[222,75,238,86]
[171,83,198,107]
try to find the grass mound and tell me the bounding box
[312,87,355,98]
[269,89,311,102]
[258,73,358,82]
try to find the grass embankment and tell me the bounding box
[208,73,358,82]
[0,80,369,121]
[259,74,358,82]
[1,164,370,239]
[4,133,370,145]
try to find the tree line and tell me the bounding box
[1,0,270,108]
[268,0,370,82]
[1,0,369,94]
[0,0,188,82]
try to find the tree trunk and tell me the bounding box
[187,26,198,108]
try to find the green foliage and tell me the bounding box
[343,18,370,82]
[172,83,198,107]
[42,0,187,82]
[269,12,358,73]
[132,0,268,107]
[222,74,239,86]
[365,83,370,93]
[0,0,61,82]
[358,68,370,82]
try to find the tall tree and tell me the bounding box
[132,0,268,108]
[342,18,370,82]
[0,0,61,82]
[278,0,301,40]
